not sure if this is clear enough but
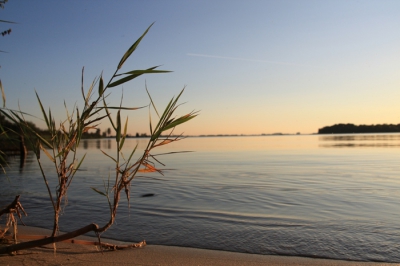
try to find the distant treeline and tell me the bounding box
[0,112,46,152]
[1,112,170,146]
[318,123,400,134]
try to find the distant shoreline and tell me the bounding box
[86,131,400,139]
[318,123,400,134]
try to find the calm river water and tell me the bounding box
[2,134,400,262]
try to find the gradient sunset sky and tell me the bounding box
[1,0,400,135]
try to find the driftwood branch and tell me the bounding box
[0,223,98,254]
[0,223,146,254]
[0,196,146,254]
[3,234,146,250]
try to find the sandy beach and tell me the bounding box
[0,226,398,266]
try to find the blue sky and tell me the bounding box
[1,0,400,135]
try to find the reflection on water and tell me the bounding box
[80,138,150,150]
[82,139,113,150]
[319,133,400,148]
[4,134,400,262]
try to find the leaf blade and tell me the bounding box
[109,69,167,88]
[116,110,121,143]
[98,75,104,97]
[117,23,154,70]
[100,149,117,163]
[91,187,107,197]
[0,79,5,107]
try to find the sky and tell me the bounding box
[1,0,400,135]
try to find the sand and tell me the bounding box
[0,226,398,266]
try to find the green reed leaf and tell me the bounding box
[77,153,87,167]
[109,68,164,88]
[117,22,154,70]
[91,187,107,197]
[114,68,171,77]
[98,75,104,97]
[0,19,17,24]
[35,91,50,130]
[85,77,96,107]
[33,130,53,149]
[39,143,55,163]
[0,79,5,107]
[103,98,116,131]
[146,84,159,118]
[126,143,138,166]
[119,117,128,150]
[104,106,146,110]
[116,110,121,143]
[0,109,15,127]
[100,149,117,163]
[149,106,153,136]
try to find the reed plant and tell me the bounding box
[0,23,197,253]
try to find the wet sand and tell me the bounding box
[0,226,398,266]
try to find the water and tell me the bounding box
[1,134,400,262]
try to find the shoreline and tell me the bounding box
[0,226,397,266]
